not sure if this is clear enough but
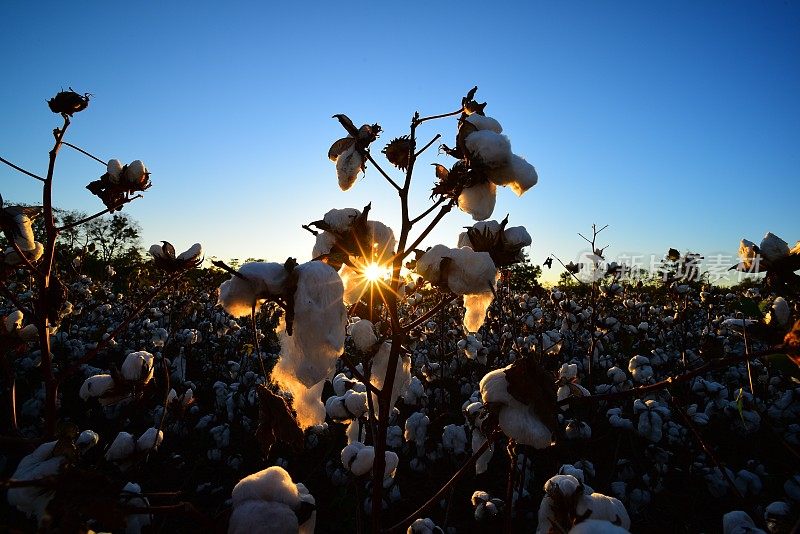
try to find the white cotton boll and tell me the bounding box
[458,181,497,221]
[122,482,151,534]
[121,351,155,383]
[79,373,115,400]
[766,297,790,327]
[106,432,137,462]
[343,390,368,418]
[272,373,326,429]
[507,154,538,196]
[465,130,512,169]
[405,376,426,406]
[275,261,346,387]
[465,114,503,133]
[323,207,361,233]
[342,442,376,476]
[229,500,298,534]
[405,412,429,446]
[350,319,378,352]
[760,232,790,263]
[218,262,290,318]
[346,419,362,445]
[577,492,631,530]
[76,430,100,451]
[415,244,450,284]
[124,160,148,185]
[568,520,630,533]
[339,264,369,305]
[764,501,792,533]
[738,239,759,270]
[5,241,44,264]
[504,225,532,247]
[4,310,23,332]
[442,424,468,455]
[7,441,65,524]
[384,451,399,477]
[559,363,578,380]
[607,408,634,430]
[734,470,763,497]
[12,214,36,251]
[480,367,553,448]
[370,342,412,415]
[464,293,494,332]
[408,518,438,534]
[473,428,494,475]
[312,231,337,259]
[107,159,123,182]
[336,144,363,191]
[444,247,497,296]
[136,427,163,451]
[231,466,300,509]
[723,511,765,534]
[177,243,203,262]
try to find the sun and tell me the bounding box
[362,262,390,283]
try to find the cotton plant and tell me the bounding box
[471,490,504,521]
[535,474,631,534]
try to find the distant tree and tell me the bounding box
[85,213,141,263]
[506,253,543,292]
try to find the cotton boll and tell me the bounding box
[350,319,378,352]
[504,225,532,247]
[271,372,326,429]
[106,432,137,462]
[465,114,503,133]
[465,130,512,169]
[722,511,765,534]
[336,144,363,191]
[76,430,100,451]
[231,466,301,509]
[79,373,115,400]
[121,351,155,383]
[122,482,152,534]
[218,262,290,317]
[759,232,790,263]
[12,214,36,251]
[568,520,630,533]
[444,247,497,296]
[342,442,376,476]
[765,297,790,327]
[312,231,337,259]
[458,181,497,221]
[464,293,495,332]
[107,159,123,182]
[442,424,468,455]
[5,241,44,264]
[323,207,361,233]
[472,426,494,475]
[507,154,538,196]
[577,492,630,530]
[275,261,346,388]
[408,518,439,534]
[136,427,164,451]
[366,220,397,263]
[7,441,65,524]
[177,243,203,262]
[480,367,553,448]
[415,244,450,284]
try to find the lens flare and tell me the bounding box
[363,262,390,282]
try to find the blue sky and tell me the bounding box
[2,1,798,283]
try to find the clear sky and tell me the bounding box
[2,1,799,284]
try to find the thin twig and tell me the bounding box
[414,134,441,158]
[414,108,463,125]
[409,197,446,225]
[0,156,45,182]
[61,141,106,165]
[402,294,457,333]
[401,200,456,258]
[364,152,402,191]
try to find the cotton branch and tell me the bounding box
[0,156,45,182]
[61,141,106,165]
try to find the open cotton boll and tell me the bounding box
[336,144,363,191]
[177,243,203,262]
[350,319,378,352]
[442,247,497,296]
[76,430,100,451]
[121,482,152,534]
[229,466,314,534]
[4,242,44,264]
[722,511,765,534]
[458,181,497,221]
[7,441,65,524]
[370,342,412,416]
[415,244,450,283]
[505,226,532,247]
[342,442,375,476]
[366,220,397,262]
[121,351,155,383]
[137,427,163,451]
[12,213,37,251]
[759,232,790,263]
[766,297,790,327]
[464,293,494,332]
[312,231,337,259]
[276,261,346,387]
[408,518,439,534]
[5,310,24,332]
[124,160,148,186]
[232,466,301,508]
[271,370,326,429]
[508,154,538,196]
[457,220,502,248]
[480,367,553,448]
[218,262,290,317]
[442,424,468,455]
[464,130,512,169]
[473,426,494,474]
[106,432,137,462]
[578,493,631,530]
[568,520,630,533]
[465,114,503,133]
[79,373,115,400]
[107,159,123,181]
[738,240,759,270]
[323,207,361,233]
